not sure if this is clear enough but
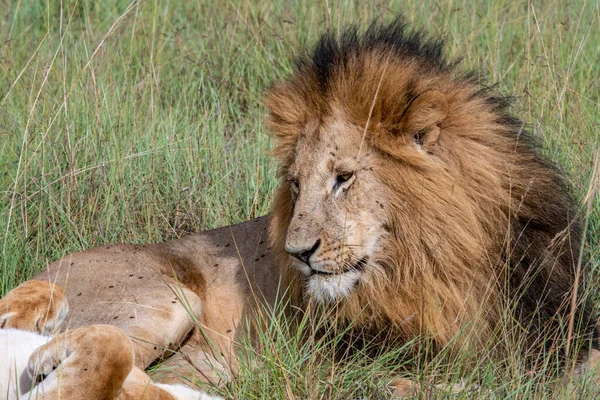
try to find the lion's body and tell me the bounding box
[3,19,597,397]
[33,216,277,386]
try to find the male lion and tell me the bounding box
[5,19,598,396]
[265,20,599,361]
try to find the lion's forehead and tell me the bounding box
[292,117,365,174]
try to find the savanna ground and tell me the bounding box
[1,0,599,398]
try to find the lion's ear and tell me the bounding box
[370,90,448,159]
[401,90,448,148]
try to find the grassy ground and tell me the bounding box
[1,0,599,398]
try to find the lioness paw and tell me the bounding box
[0,280,68,335]
[19,331,71,393]
[388,377,420,398]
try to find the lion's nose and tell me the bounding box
[288,239,321,265]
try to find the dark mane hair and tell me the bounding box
[296,18,451,93]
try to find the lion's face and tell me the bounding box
[283,115,389,303]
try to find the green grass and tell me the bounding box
[1,0,599,398]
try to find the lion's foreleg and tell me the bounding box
[0,280,68,334]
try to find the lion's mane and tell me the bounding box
[265,19,596,356]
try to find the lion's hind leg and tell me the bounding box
[0,280,68,334]
[20,324,223,400]
[21,324,133,399]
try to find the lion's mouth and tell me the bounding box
[304,257,368,302]
[309,256,368,277]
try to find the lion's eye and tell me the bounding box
[288,178,299,195]
[336,173,353,184]
[334,172,355,192]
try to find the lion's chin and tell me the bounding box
[304,270,361,303]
